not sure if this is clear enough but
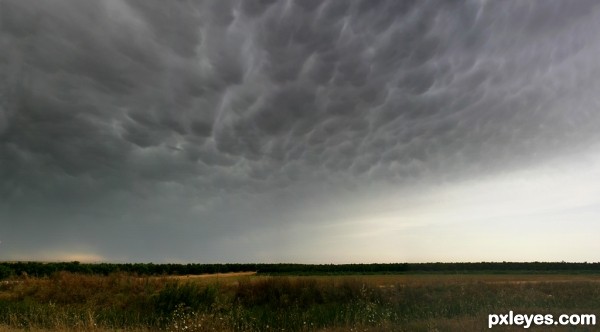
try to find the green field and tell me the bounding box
[1,271,600,331]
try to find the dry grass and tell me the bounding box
[1,273,600,331]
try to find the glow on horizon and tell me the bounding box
[276,148,600,263]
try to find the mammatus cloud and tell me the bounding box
[1,0,600,262]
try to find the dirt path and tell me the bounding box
[159,271,256,280]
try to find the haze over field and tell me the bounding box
[1,0,600,263]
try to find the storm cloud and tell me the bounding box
[2,0,600,262]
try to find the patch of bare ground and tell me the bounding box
[160,271,256,280]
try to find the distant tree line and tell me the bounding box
[1,261,600,279]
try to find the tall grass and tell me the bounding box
[1,273,600,331]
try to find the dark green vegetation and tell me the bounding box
[2,261,600,278]
[1,271,600,331]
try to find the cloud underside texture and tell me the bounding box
[1,0,600,262]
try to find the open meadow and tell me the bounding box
[2,271,600,331]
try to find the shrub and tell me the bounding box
[153,282,218,314]
[0,265,13,280]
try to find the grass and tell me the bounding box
[1,273,600,331]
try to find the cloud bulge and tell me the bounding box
[1,0,600,262]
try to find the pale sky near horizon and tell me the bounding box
[2,0,600,263]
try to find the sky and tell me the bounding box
[1,0,600,263]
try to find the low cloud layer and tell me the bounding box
[2,0,600,262]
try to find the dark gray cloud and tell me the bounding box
[2,0,600,262]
